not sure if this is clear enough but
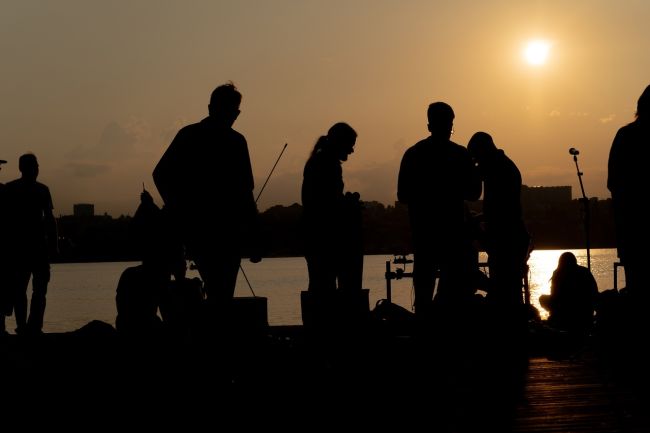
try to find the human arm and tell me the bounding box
[238,135,263,263]
[153,128,187,208]
[44,189,58,258]
[607,128,624,194]
[397,150,413,204]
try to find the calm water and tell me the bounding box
[5,249,623,333]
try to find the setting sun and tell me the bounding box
[524,40,551,66]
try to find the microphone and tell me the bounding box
[569,147,580,156]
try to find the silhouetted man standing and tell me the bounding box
[467,132,530,317]
[608,85,650,300]
[153,82,261,322]
[398,102,481,316]
[4,153,58,335]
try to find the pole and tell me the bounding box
[386,260,392,303]
[240,142,289,296]
[571,149,591,271]
[256,142,288,204]
[239,264,256,297]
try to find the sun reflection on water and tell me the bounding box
[479,249,623,320]
[528,250,568,320]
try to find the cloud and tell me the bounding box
[65,162,111,178]
[255,170,301,211]
[346,159,401,205]
[161,118,190,144]
[94,121,137,160]
[549,110,592,118]
[599,114,616,124]
[67,119,150,162]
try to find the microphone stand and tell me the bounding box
[572,151,591,271]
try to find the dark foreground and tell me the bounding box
[1,305,649,432]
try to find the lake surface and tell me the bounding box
[5,248,622,333]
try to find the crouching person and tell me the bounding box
[115,264,165,337]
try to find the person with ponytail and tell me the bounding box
[301,122,362,295]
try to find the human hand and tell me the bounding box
[345,191,361,201]
[141,190,154,205]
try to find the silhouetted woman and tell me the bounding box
[608,85,650,299]
[301,122,362,293]
[539,252,598,335]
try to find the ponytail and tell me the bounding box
[307,122,356,160]
[309,135,329,158]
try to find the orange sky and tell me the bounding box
[1,1,648,215]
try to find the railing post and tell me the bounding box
[523,264,531,306]
[614,262,620,291]
[385,260,392,303]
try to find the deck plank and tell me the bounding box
[513,352,650,433]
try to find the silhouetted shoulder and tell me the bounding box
[614,122,638,140]
[4,179,53,204]
[195,118,248,146]
[449,139,473,156]
[578,265,598,290]
[229,128,246,143]
[405,137,432,153]
[406,137,432,152]
[614,121,650,145]
[170,118,244,143]
[223,127,248,150]
[171,120,204,141]
[404,137,470,156]
[608,121,650,192]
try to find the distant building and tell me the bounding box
[73,203,95,217]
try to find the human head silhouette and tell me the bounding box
[327,122,357,161]
[557,251,578,270]
[208,82,242,127]
[18,153,39,182]
[467,131,497,164]
[427,102,455,139]
[311,122,357,162]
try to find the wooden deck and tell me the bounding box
[513,350,650,433]
[2,321,650,430]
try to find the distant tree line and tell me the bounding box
[57,214,136,262]
[54,198,615,263]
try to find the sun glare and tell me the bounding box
[524,40,551,66]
